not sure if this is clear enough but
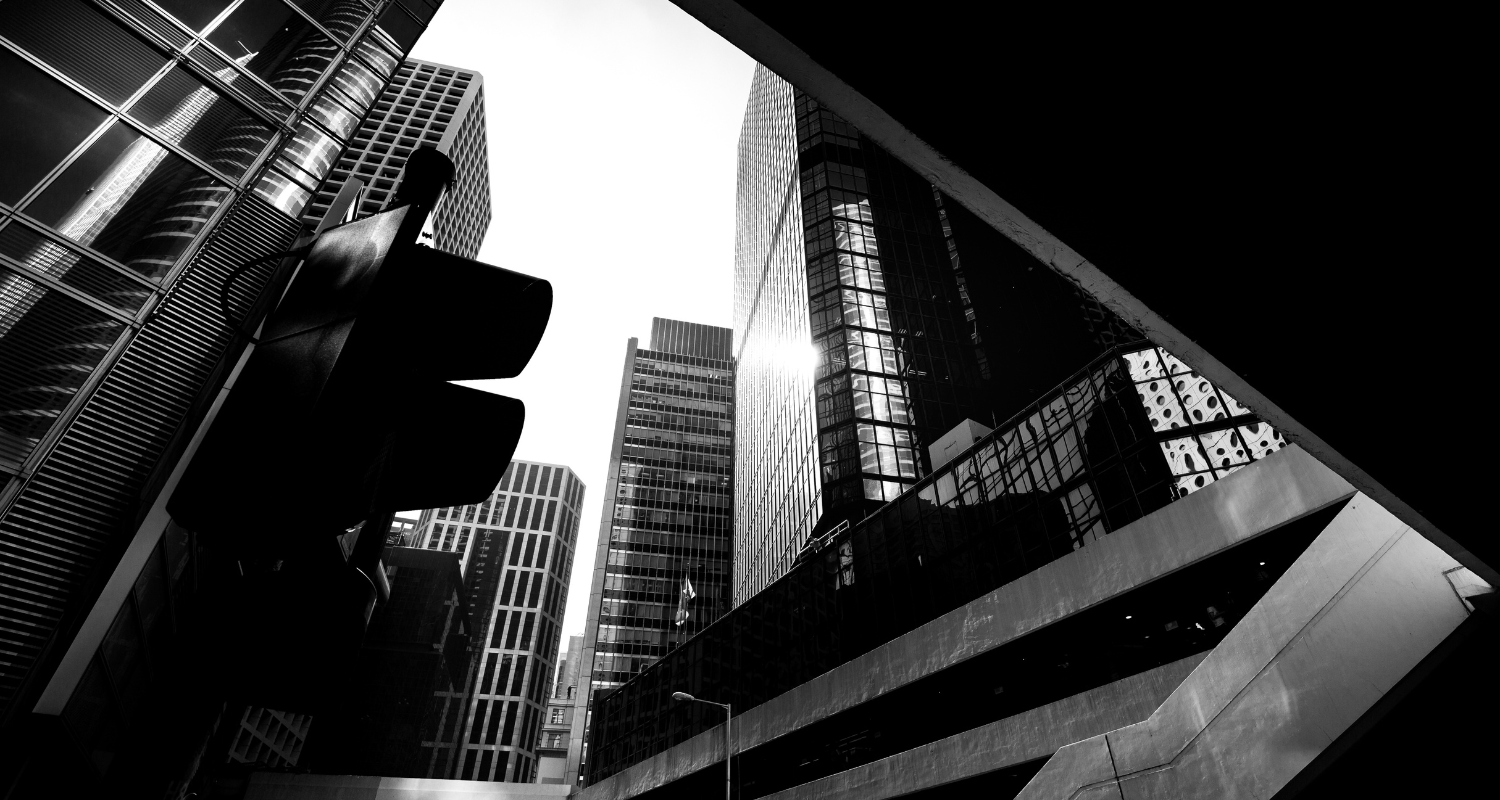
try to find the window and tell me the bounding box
[550,708,564,724]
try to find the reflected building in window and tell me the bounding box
[567,318,735,786]
[0,1,442,795]
[303,57,491,258]
[732,65,1151,603]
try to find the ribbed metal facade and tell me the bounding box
[0,0,441,732]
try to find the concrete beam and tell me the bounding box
[1017,494,1484,799]
[763,654,1206,800]
[245,773,574,800]
[577,446,1352,800]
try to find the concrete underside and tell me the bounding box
[1016,494,1480,800]
[577,446,1355,800]
[762,655,1207,800]
[245,773,574,800]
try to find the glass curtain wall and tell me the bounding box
[0,0,416,486]
[587,342,1288,783]
[0,0,440,783]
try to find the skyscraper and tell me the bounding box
[408,460,586,783]
[732,65,1142,603]
[302,57,491,258]
[567,318,735,786]
[0,1,441,794]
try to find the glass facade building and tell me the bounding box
[406,460,585,782]
[735,66,1104,604]
[586,341,1289,789]
[568,318,735,786]
[0,0,441,794]
[303,56,491,258]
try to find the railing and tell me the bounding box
[585,342,1284,783]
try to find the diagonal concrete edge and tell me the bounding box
[577,445,1351,800]
[1017,494,1473,799]
[667,0,1494,589]
[761,655,1206,800]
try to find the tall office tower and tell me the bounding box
[408,460,585,783]
[0,1,441,794]
[300,546,472,779]
[567,318,735,785]
[302,57,491,258]
[732,65,1130,603]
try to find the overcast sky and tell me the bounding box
[408,0,754,644]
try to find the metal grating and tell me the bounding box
[0,194,299,718]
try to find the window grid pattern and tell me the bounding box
[0,0,404,479]
[586,343,1285,781]
[798,93,993,510]
[0,0,427,737]
[301,58,491,259]
[227,706,312,767]
[412,460,584,782]
[732,65,822,606]
[575,321,734,783]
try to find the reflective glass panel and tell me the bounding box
[152,0,236,32]
[254,164,313,215]
[128,66,274,179]
[0,224,153,311]
[0,0,169,106]
[280,120,343,183]
[21,121,220,268]
[294,0,368,42]
[0,49,111,204]
[206,0,306,61]
[308,88,361,140]
[0,261,127,469]
[376,3,421,50]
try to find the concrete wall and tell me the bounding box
[763,655,1206,800]
[1016,494,1486,799]
[576,445,1354,800]
[245,773,574,800]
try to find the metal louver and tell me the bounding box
[0,195,300,719]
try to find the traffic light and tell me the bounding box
[169,149,550,554]
[164,150,548,710]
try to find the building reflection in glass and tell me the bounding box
[586,342,1285,782]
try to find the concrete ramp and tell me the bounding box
[1016,494,1489,800]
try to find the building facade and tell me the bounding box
[302,56,491,258]
[567,318,735,786]
[405,460,585,783]
[731,65,1141,604]
[583,339,1299,788]
[536,634,583,784]
[0,1,440,795]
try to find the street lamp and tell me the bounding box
[673,691,731,800]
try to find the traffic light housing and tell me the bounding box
[169,155,549,555]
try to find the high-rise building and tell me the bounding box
[567,318,735,786]
[403,460,585,783]
[302,57,491,258]
[571,34,1496,797]
[0,1,441,795]
[732,65,1127,603]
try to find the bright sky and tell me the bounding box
[408,0,754,644]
